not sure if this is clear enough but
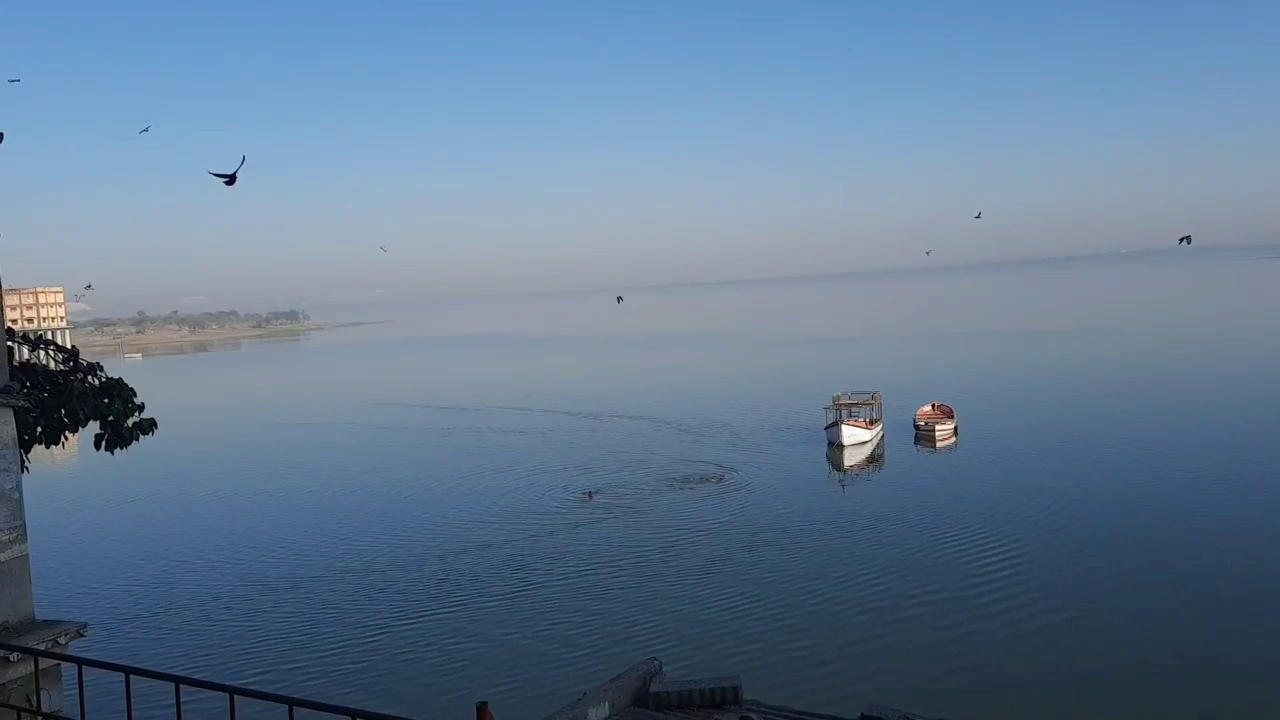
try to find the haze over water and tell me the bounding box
[24,248,1280,720]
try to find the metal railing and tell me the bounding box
[0,642,419,720]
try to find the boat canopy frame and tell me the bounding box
[824,390,884,426]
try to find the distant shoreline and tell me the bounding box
[71,321,385,351]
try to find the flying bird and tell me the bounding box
[973,211,982,219]
[0,132,4,147]
[208,155,246,187]
[379,245,388,253]
[5,79,18,84]
[72,293,85,303]
[83,283,93,291]
[616,295,624,304]
[925,250,932,256]
[1177,235,1193,246]
[138,125,151,135]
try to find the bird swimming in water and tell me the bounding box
[616,295,624,304]
[1177,234,1193,245]
[138,125,151,135]
[379,245,388,253]
[584,490,596,500]
[208,155,246,187]
[973,211,982,219]
[924,250,932,256]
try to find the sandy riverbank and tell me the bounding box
[71,322,381,351]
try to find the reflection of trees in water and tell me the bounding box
[80,341,240,361]
[123,340,243,357]
[79,333,311,362]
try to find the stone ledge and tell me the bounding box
[859,705,949,720]
[0,619,89,685]
[541,658,664,720]
[645,677,743,711]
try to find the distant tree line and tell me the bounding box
[77,309,311,334]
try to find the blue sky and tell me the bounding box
[2,1,1278,314]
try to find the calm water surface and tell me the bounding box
[24,250,1280,720]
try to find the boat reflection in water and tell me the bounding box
[826,434,887,486]
[914,430,958,453]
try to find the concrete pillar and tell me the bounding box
[0,289,88,717]
[0,658,68,717]
[0,353,35,627]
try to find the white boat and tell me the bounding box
[913,402,957,437]
[823,391,884,446]
[826,420,884,446]
[122,352,143,360]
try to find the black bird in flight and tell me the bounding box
[925,250,932,256]
[379,245,388,253]
[208,155,246,187]
[973,211,982,219]
[1177,235,1193,245]
[5,79,19,84]
[0,132,4,147]
[138,125,151,135]
[83,283,93,291]
[616,295,624,304]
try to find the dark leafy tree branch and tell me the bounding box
[4,328,158,473]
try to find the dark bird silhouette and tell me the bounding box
[5,79,18,84]
[138,125,151,135]
[379,245,388,253]
[585,490,596,500]
[208,155,246,187]
[72,293,85,303]
[925,250,932,256]
[0,132,4,147]
[1177,234,1193,246]
[973,211,982,219]
[83,283,93,292]
[616,295,624,304]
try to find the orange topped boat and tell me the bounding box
[913,402,957,437]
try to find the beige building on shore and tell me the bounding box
[3,286,74,348]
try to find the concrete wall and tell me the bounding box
[0,338,37,629]
[0,662,65,716]
[540,658,663,720]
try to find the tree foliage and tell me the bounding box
[4,328,158,473]
[78,308,311,334]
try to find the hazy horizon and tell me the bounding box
[3,2,1280,314]
[23,239,1276,319]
